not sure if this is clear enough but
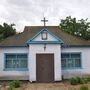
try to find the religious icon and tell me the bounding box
[41,31,47,40]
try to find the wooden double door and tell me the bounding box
[36,54,54,83]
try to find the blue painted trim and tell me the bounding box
[26,28,64,44]
[29,28,46,41]
[61,52,82,70]
[80,52,83,69]
[62,67,82,70]
[4,53,6,71]
[44,29,64,43]
[61,52,82,54]
[4,68,28,71]
[28,41,62,44]
[5,53,28,55]
[4,53,28,71]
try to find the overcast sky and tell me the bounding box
[0,0,90,32]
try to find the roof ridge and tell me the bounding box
[25,26,58,27]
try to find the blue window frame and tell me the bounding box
[4,53,28,71]
[61,53,81,69]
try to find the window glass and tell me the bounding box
[5,54,28,70]
[61,53,81,69]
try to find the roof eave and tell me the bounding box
[62,45,90,47]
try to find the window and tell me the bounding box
[5,54,28,70]
[61,53,81,69]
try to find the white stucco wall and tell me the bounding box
[0,47,29,79]
[29,44,62,82]
[0,45,89,80]
[61,47,90,79]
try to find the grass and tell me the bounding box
[11,88,21,90]
[0,80,90,90]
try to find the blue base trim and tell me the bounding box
[3,68,28,71]
[62,67,83,70]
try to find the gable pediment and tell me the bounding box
[27,28,64,44]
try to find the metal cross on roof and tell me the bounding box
[41,17,48,26]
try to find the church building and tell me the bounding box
[0,18,90,83]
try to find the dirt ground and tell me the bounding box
[0,80,90,90]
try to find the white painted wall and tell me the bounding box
[29,44,62,82]
[0,47,29,79]
[0,45,89,80]
[61,47,90,79]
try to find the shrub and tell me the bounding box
[86,77,90,82]
[80,85,89,90]
[76,76,81,83]
[70,76,88,85]
[80,78,88,84]
[70,77,78,85]
[8,86,13,90]
[9,80,21,88]
[83,78,88,84]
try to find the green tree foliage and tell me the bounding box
[59,16,90,40]
[0,23,16,40]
